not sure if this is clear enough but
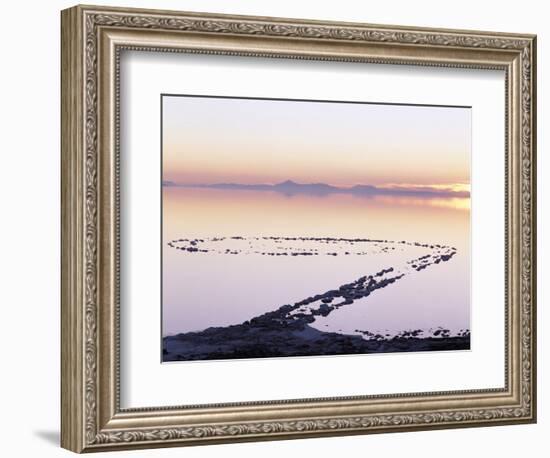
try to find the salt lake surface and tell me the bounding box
[162,187,470,342]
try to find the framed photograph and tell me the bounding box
[61,4,537,453]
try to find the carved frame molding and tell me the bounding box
[61,5,536,453]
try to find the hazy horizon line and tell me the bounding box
[162,179,470,198]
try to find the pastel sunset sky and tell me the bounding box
[162,95,471,190]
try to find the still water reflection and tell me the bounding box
[162,188,470,339]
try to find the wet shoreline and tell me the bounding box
[163,323,470,362]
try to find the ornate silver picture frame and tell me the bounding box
[61,4,536,453]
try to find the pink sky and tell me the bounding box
[162,95,471,188]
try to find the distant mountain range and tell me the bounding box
[162,179,469,198]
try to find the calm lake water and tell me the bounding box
[162,187,470,338]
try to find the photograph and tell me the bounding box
[161,95,472,362]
